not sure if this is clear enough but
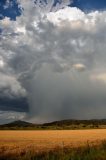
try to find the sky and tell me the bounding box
[0,0,106,124]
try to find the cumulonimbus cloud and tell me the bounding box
[0,0,106,122]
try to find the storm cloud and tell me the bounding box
[0,0,106,123]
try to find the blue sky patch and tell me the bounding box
[70,0,106,12]
[0,0,21,20]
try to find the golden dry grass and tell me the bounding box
[0,129,106,155]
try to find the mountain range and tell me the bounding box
[0,119,106,130]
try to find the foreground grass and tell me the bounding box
[0,141,106,160]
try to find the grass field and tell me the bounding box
[0,129,106,159]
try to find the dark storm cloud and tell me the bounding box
[0,97,28,112]
[0,72,28,112]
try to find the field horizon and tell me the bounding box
[1,119,106,130]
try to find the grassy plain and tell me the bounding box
[0,129,106,159]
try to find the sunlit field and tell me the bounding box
[0,129,106,159]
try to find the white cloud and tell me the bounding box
[47,7,85,25]
[0,73,27,98]
[34,0,71,12]
[91,73,106,83]
[72,63,86,72]
[0,56,4,68]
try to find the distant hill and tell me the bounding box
[43,119,106,126]
[0,119,106,130]
[0,120,35,128]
